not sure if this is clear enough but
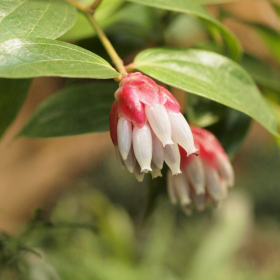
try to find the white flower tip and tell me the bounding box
[151,173,162,179]
[141,167,152,173]
[122,154,128,161]
[181,198,192,207]
[125,163,134,173]
[195,188,205,195]
[187,148,199,156]
[135,173,145,182]
[171,170,182,176]
[154,162,164,170]
[162,140,174,147]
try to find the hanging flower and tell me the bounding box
[167,126,234,215]
[109,72,197,181]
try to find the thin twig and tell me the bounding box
[65,0,125,77]
[89,0,103,11]
[65,0,88,12]
[86,14,127,76]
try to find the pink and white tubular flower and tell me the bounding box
[109,72,197,182]
[167,126,235,215]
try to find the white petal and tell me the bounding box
[164,144,181,175]
[150,162,162,179]
[134,161,145,182]
[115,146,126,170]
[173,174,191,206]
[124,147,136,173]
[185,156,205,194]
[145,104,173,146]
[117,117,132,160]
[204,163,222,201]
[167,170,178,204]
[216,154,235,187]
[133,124,152,172]
[151,130,164,169]
[167,111,198,155]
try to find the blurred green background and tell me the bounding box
[1,121,280,280]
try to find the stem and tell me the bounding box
[86,14,127,76]
[65,0,88,12]
[89,0,103,10]
[65,0,126,77]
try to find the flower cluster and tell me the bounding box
[109,72,197,181]
[167,126,234,215]
[109,72,234,214]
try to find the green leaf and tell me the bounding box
[0,0,77,41]
[0,78,31,137]
[241,54,280,92]
[0,37,120,79]
[126,0,242,60]
[133,48,280,137]
[18,82,117,138]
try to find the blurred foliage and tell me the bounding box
[1,134,280,280]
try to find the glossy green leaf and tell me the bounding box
[19,82,117,138]
[0,78,31,137]
[133,48,280,137]
[127,0,242,60]
[0,37,119,79]
[0,0,77,41]
[241,55,280,92]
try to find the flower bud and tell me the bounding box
[168,126,235,214]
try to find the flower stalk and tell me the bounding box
[89,0,103,10]
[86,14,127,76]
[65,0,126,77]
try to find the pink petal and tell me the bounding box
[109,101,119,146]
[121,72,167,106]
[119,72,143,87]
[118,85,146,127]
[158,86,180,113]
